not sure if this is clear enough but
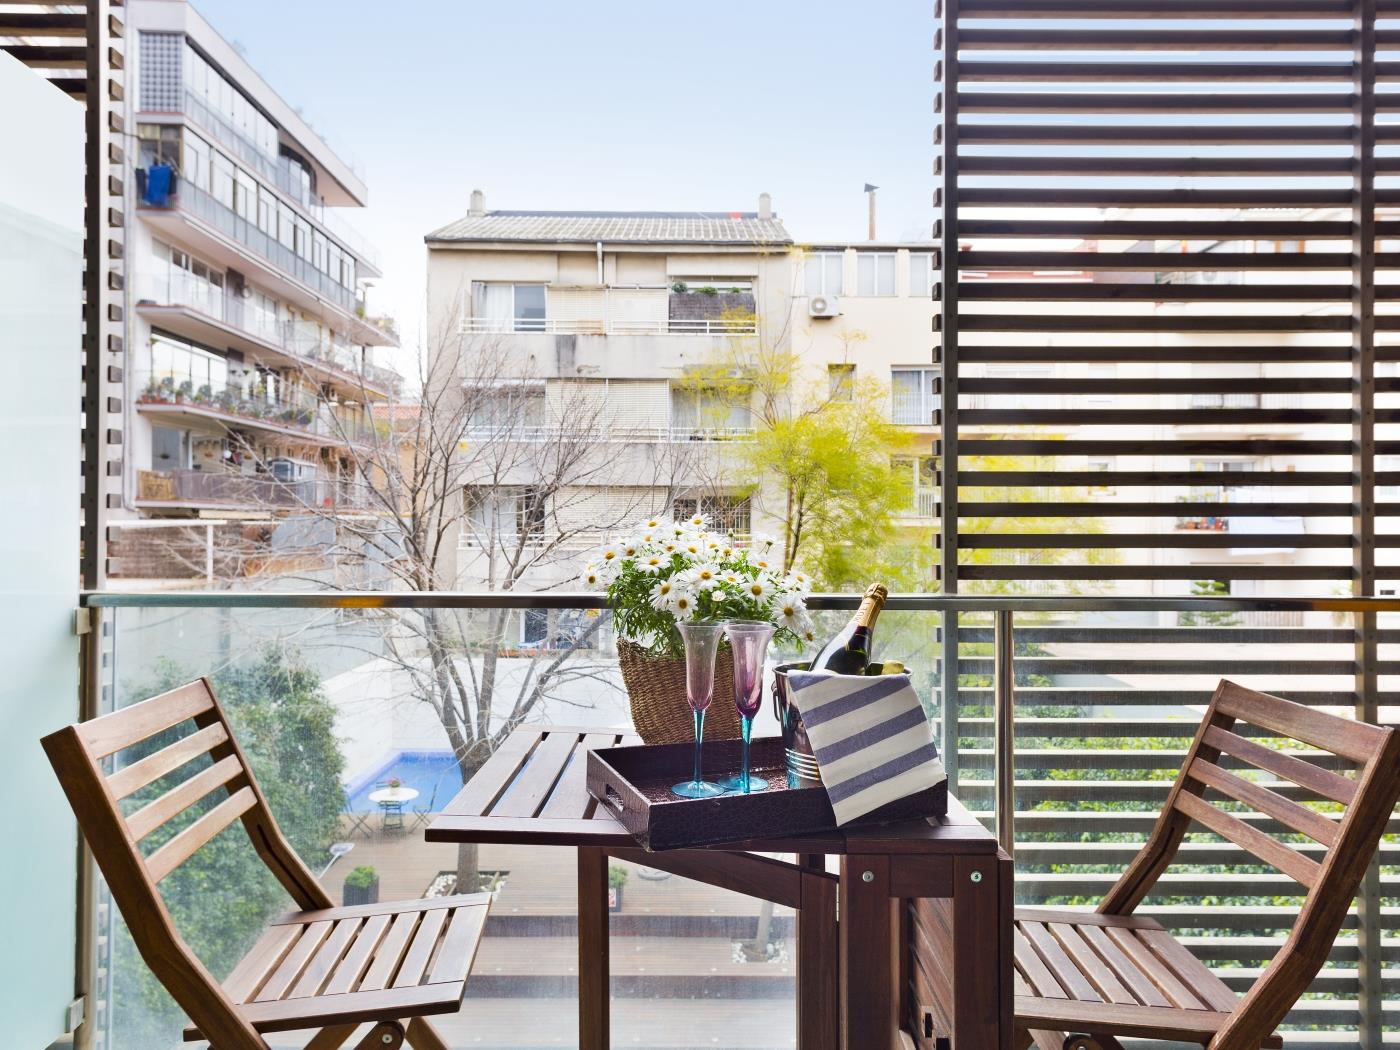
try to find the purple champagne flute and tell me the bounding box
[672,621,726,799]
[719,620,775,793]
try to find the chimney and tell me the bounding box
[758,192,773,220]
[469,189,486,217]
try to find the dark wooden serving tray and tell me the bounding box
[586,735,947,852]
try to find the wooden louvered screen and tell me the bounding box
[936,0,1386,598]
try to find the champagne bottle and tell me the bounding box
[807,583,887,675]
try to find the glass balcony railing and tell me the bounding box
[135,467,374,510]
[134,370,376,444]
[133,275,398,393]
[179,89,382,272]
[76,591,1399,1050]
[141,178,358,314]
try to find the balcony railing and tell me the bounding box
[463,423,755,443]
[897,489,938,519]
[178,90,382,272]
[460,316,758,336]
[77,591,1399,1050]
[134,277,398,393]
[135,371,376,444]
[140,178,358,314]
[136,468,373,510]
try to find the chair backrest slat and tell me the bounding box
[147,784,258,883]
[1201,725,1357,806]
[1175,791,1321,889]
[126,753,246,842]
[1098,679,1400,1050]
[1212,682,1385,763]
[1187,757,1339,847]
[42,677,338,1050]
[108,722,229,801]
[74,681,215,759]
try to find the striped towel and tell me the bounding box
[784,670,946,825]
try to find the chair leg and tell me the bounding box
[404,1016,452,1050]
[353,1021,405,1050]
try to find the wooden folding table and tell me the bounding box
[428,726,1012,1050]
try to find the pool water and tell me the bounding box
[345,751,464,814]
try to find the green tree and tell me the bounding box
[111,649,345,1047]
[1180,578,1242,627]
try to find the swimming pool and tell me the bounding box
[345,751,464,813]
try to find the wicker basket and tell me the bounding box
[617,638,742,744]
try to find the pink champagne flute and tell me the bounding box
[719,620,775,793]
[672,621,727,799]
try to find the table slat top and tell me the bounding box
[427,726,995,855]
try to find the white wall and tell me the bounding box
[0,51,84,1046]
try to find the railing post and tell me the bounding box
[993,609,1015,857]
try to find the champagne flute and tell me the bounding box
[672,621,727,799]
[719,620,775,793]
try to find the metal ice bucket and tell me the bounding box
[772,663,822,785]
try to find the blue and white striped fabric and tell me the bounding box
[784,670,946,825]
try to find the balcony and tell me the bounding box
[135,468,374,512]
[138,178,360,315]
[460,317,758,336]
[897,488,939,520]
[133,277,398,398]
[463,423,755,444]
[72,591,1400,1049]
[175,89,383,275]
[135,372,376,446]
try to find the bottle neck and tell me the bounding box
[853,595,884,630]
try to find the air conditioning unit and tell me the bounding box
[809,294,841,318]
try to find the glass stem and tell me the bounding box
[740,716,753,792]
[693,709,705,785]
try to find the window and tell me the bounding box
[909,252,934,298]
[672,496,751,538]
[211,150,235,209]
[467,385,546,432]
[148,333,230,399]
[182,130,211,192]
[805,252,844,297]
[670,385,752,433]
[890,367,939,425]
[151,426,189,469]
[463,486,546,543]
[473,283,548,332]
[828,363,855,402]
[136,124,181,168]
[233,168,256,221]
[857,252,897,296]
[891,456,938,518]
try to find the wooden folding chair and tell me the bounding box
[43,677,490,1050]
[1013,680,1400,1050]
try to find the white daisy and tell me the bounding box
[581,564,603,588]
[637,553,666,575]
[639,517,664,530]
[745,579,768,600]
[598,545,621,567]
[783,571,811,594]
[689,563,722,587]
[649,579,679,610]
[618,537,641,559]
[686,511,710,528]
[802,627,817,645]
[721,571,743,587]
[669,590,697,617]
[752,531,778,551]
[777,597,810,635]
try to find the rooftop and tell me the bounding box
[426,208,793,247]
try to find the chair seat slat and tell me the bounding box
[1013,927,1069,999]
[1176,791,1322,889]
[145,786,256,883]
[288,918,364,1000]
[223,924,301,1005]
[1103,928,1205,1011]
[76,682,216,760]
[107,722,228,801]
[126,754,244,842]
[1047,922,1138,1005]
[428,904,489,985]
[1137,928,1240,1014]
[255,920,334,1003]
[391,908,449,989]
[1019,919,1103,1002]
[1075,924,1172,1008]
[1202,725,1357,805]
[358,912,420,992]
[1188,757,1339,846]
[323,914,392,997]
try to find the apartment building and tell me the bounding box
[109,0,399,581]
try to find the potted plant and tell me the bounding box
[585,515,812,743]
[195,383,213,405]
[175,379,194,404]
[608,864,629,913]
[342,865,379,907]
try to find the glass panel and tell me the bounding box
[514,284,547,331]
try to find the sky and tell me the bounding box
[192,0,937,347]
